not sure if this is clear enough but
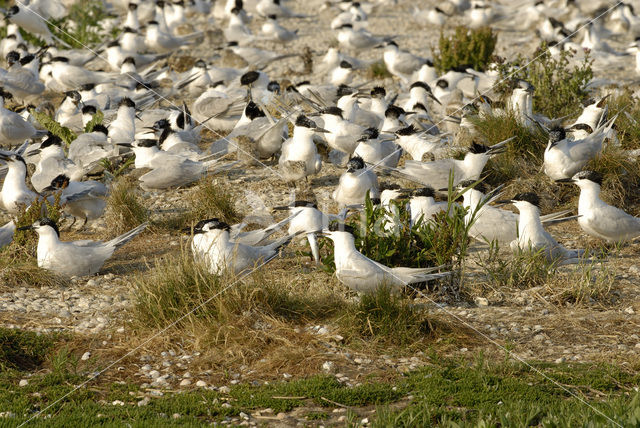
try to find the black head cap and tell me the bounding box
[295,115,316,128]
[291,200,317,208]
[49,174,70,189]
[19,54,35,65]
[339,60,352,69]
[385,105,405,119]
[35,218,59,237]
[413,186,435,198]
[107,40,120,48]
[136,139,158,148]
[128,2,138,11]
[194,218,230,233]
[81,105,97,115]
[395,124,416,136]
[469,142,490,154]
[122,56,136,65]
[436,79,448,89]
[346,156,365,172]
[79,83,96,92]
[328,222,355,234]
[512,192,540,207]
[240,70,260,86]
[195,59,207,68]
[360,127,379,140]
[50,56,69,63]
[5,51,20,64]
[321,106,343,118]
[336,85,354,97]
[7,5,19,16]
[573,170,603,185]
[245,101,265,120]
[410,81,431,91]
[41,134,63,148]
[549,127,566,145]
[119,97,135,108]
[154,118,170,129]
[92,124,108,135]
[371,86,386,98]
[267,81,280,93]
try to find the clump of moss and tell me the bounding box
[434,26,497,73]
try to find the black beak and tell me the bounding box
[17,225,33,231]
[272,205,290,211]
[493,199,512,207]
[41,186,56,192]
[555,178,574,183]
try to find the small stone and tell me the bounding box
[112,400,125,406]
[180,379,192,386]
[0,412,15,418]
[149,370,161,379]
[81,352,91,361]
[317,327,328,335]
[137,397,150,407]
[141,364,152,372]
[322,361,334,372]
[19,379,28,387]
[282,373,292,379]
[337,416,346,422]
[221,403,232,409]
[276,412,286,420]
[625,307,635,314]
[172,413,181,419]
[219,386,230,394]
[555,357,566,364]
[239,412,249,420]
[361,417,369,424]
[195,380,207,387]
[474,297,489,307]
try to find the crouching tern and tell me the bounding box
[189,218,299,275]
[557,171,640,243]
[18,219,148,277]
[320,223,451,293]
[497,193,586,265]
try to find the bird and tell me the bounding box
[278,115,327,182]
[0,87,44,147]
[319,106,365,155]
[5,5,63,46]
[48,56,118,92]
[0,220,15,249]
[405,186,453,227]
[320,223,451,293]
[353,127,401,167]
[332,155,380,207]
[18,218,148,277]
[260,15,298,44]
[337,24,387,50]
[0,51,45,104]
[382,41,427,84]
[144,20,203,53]
[557,171,640,243]
[42,174,108,228]
[380,139,510,190]
[189,218,298,275]
[394,125,447,161]
[0,151,37,214]
[500,193,585,265]
[543,116,616,181]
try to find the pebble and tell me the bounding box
[81,352,91,361]
[180,379,192,386]
[219,386,231,393]
[148,370,161,379]
[475,297,489,307]
[137,397,150,407]
[19,379,28,387]
[322,361,334,372]
[195,380,207,387]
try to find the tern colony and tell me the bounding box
[0,0,639,292]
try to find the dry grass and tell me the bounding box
[157,177,242,231]
[105,177,149,234]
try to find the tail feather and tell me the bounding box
[107,222,148,250]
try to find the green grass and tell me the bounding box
[434,26,497,74]
[496,43,593,119]
[0,328,60,371]
[51,0,117,48]
[2,349,640,427]
[367,61,392,79]
[105,177,149,234]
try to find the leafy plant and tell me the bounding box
[434,26,497,73]
[84,109,104,133]
[50,0,117,48]
[496,43,593,118]
[367,61,392,79]
[105,178,148,234]
[12,193,63,253]
[29,109,77,145]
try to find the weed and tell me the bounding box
[339,286,435,348]
[160,177,242,231]
[105,177,149,234]
[496,43,593,118]
[0,328,59,371]
[547,260,616,306]
[367,61,392,79]
[84,109,104,133]
[29,109,77,145]
[100,155,135,178]
[476,241,556,289]
[51,0,116,48]
[11,194,63,253]
[434,26,497,74]
[608,90,640,150]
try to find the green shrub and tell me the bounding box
[434,26,497,73]
[496,43,593,118]
[105,178,149,234]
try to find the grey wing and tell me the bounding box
[471,207,518,243]
[139,160,203,189]
[567,136,604,162]
[394,52,424,75]
[588,205,640,239]
[403,159,454,187]
[2,69,44,94]
[0,112,36,139]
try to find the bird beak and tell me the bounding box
[181,226,193,234]
[0,153,9,161]
[314,127,330,133]
[493,199,512,207]
[41,185,56,192]
[555,178,574,183]
[116,142,132,147]
[272,205,290,211]
[17,225,33,231]
[428,92,442,105]
[26,149,41,156]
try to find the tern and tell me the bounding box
[0,220,15,249]
[18,218,148,277]
[332,156,380,207]
[190,218,298,275]
[42,174,108,228]
[278,115,327,182]
[320,223,451,293]
[557,171,640,243]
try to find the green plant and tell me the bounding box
[608,91,640,150]
[434,26,497,74]
[50,0,117,48]
[367,61,392,79]
[12,194,63,252]
[29,109,77,145]
[84,109,104,133]
[477,241,556,289]
[496,43,593,118]
[0,328,59,371]
[105,178,149,234]
[100,155,135,178]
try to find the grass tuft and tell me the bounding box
[105,177,149,234]
[0,328,59,371]
[367,61,392,79]
[434,26,497,74]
